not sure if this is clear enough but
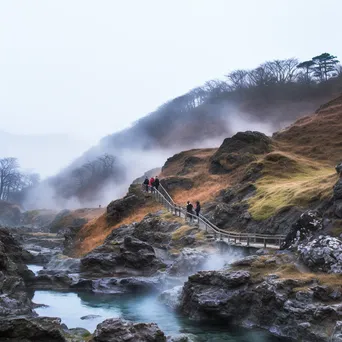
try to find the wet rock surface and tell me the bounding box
[90,318,167,342]
[180,258,342,341]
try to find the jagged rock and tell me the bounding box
[90,318,167,342]
[0,228,34,316]
[298,235,342,273]
[282,210,323,249]
[29,273,75,290]
[180,267,342,341]
[332,321,342,342]
[0,316,67,342]
[80,236,165,277]
[0,316,90,342]
[334,179,342,200]
[106,185,147,226]
[132,214,181,248]
[210,131,272,174]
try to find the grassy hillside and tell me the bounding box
[64,94,342,255]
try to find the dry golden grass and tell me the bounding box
[171,225,193,241]
[73,202,163,256]
[248,151,336,220]
[274,94,342,165]
[236,255,342,290]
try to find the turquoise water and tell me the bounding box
[33,290,287,341]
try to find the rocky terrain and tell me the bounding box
[0,95,342,341]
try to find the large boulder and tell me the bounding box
[281,210,323,249]
[90,318,166,342]
[298,235,342,273]
[80,236,165,277]
[210,131,272,174]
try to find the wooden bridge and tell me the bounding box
[146,184,286,249]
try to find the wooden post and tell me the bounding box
[247,237,249,246]
[264,238,266,248]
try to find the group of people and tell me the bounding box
[142,175,201,223]
[143,176,160,192]
[186,200,201,222]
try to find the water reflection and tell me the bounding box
[33,290,288,341]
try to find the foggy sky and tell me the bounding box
[0,0,341,176]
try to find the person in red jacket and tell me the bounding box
[149,177,155,192]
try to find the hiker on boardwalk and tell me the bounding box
[195,201,201,217]
[149,176,155,192]
[154,176,160,191]
[186,201,194,223]
[143,177,149,192]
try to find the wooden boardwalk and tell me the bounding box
[146,184,286,249]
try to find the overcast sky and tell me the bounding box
[0,0,341,175]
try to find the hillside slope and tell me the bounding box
[64,95,342,256]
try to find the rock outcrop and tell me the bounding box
[298,235,342,273]
[0,316,90,342]
[0,228,34,316]
[281,210,323,249]
[210,131,272,174]
[90,318,166,342]
[80,235,165,276]
[180,261,342,341]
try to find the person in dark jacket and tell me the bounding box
[143,177,149,192]
[195,201,201,217]
[186,201,194,222]
[154,176,160,190]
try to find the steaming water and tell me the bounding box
[27,264,44,275]
[29,248,287,341]
[32,291,286,341]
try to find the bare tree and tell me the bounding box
[226,70,250,90]
[0,158,19,200]
[263,58,299,83]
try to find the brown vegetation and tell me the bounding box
[73,201,162,256]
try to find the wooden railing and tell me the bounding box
[145,184,286,249]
